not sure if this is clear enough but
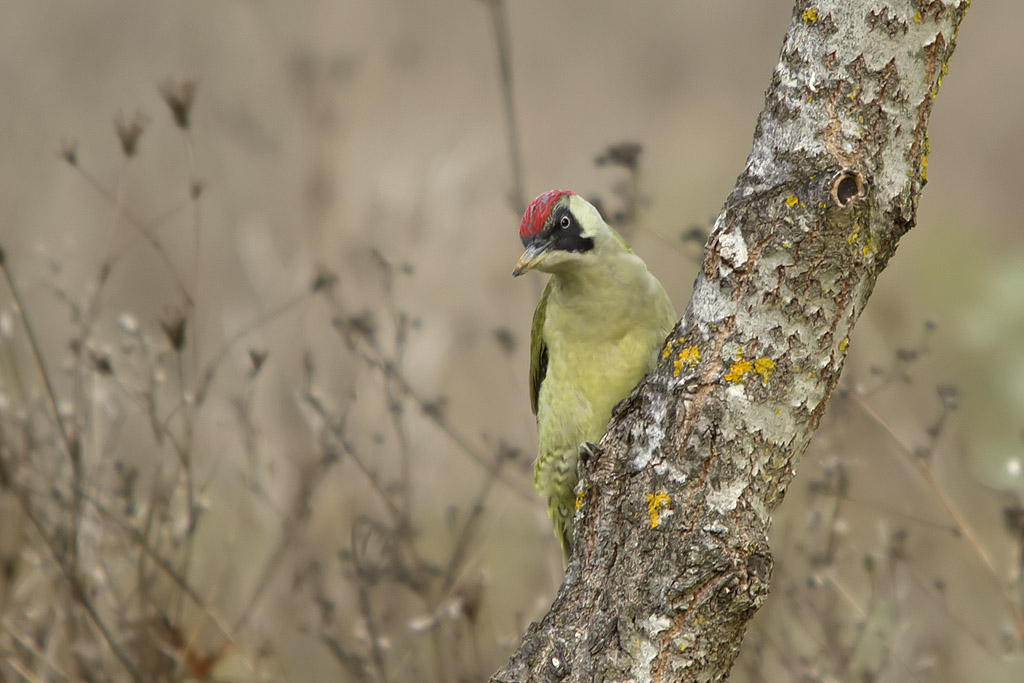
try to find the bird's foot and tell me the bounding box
[578,441,602,468]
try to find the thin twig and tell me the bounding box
[105,368,188,458]
[320,632,371,682]
[375,256,414,519]
[441,457,504,594]
[816,488,959,533]
[2,619,73,681]
[68,163,192,306]
[352,559,388,683]
[155,287,311,446]
[231,519,297,635]
[185,129,202,375]
[16,489,141,681]
[0,258,77,468]
[303,391,406,526]
[0,256,83,573]
[14,469,232,647]
[333,316,534,503]
[906,565,995,656]
[191,289,310,409]
[173,347,198,622]
[483,0,526,213]
[232,439,345,635]
[848,388,1024,642]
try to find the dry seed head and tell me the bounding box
[248,348,268,376]
[160,312,188,351]
[311,268,338,293]
[89,349,113,375]
[114,110,149,158]
[59,138,79,166]
[595,142,643,171]
[159,78,197,129]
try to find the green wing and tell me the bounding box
[529,280,552,416]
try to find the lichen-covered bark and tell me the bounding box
[493,1,969,681]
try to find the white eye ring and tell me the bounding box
[560,215,571,229]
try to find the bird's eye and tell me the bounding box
[560,215,571,229]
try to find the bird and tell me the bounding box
[513,189,676,562]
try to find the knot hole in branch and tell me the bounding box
[831,168,865,208]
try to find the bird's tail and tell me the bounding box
[548,496,574,566]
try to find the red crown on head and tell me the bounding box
[519,189,575,239]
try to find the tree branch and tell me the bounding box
[493,1,970,680]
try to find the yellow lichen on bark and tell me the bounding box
[725,356,752,382]
[673,345,701,376]
[647,491,670,528]
[753,357,775,383]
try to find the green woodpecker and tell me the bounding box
[513,189,676,561]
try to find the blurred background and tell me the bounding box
[0,1,1022,681]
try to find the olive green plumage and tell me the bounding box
[514,191,676,562]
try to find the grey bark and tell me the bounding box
[493,1,968,681]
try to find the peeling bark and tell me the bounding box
[493,1,969,681]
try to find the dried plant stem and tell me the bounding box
[384,373,413,513]
[70,163,192,306]
[483,0,526,213]
[70,164,127,463]
[382,314,414,517]
[363,259,417,520]
[233,430,353,635]
[175,349,199,622]
[16,489,141,681]
[906,565,994,655]
[83,490,239,648]
[154,288,309,456]
[191,289,310,408]
[232,518,298,635]
[106,371,187,456]
[320,631,372,682]
[441,460,503,594]
[0,258,83,574]
[333,315,534,502]
[185,130,202,374]
[0,260,77,468]
[356,580,388,682]
[303,392,406,525]
[2,619,73,681]
[849,389,1024,642]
